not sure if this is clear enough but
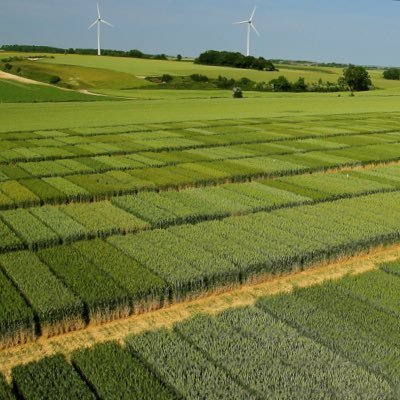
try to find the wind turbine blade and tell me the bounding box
[97,3,101,19]
[251,23,260,37]
[250,6,256,21]
[101,19,114,28]
[234,20,249,25]
[88,20,98,30]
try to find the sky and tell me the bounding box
[1,0,400,66]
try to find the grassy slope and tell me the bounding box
[40,54,336,82]
[0,59,144,90]
[0,52,399,131]
[0,79,112,103]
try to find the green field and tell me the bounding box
[0,79,113,103]
[3,262,400,398]
[1,52,400,398]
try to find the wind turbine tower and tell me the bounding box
[234,7,260,57]
[88,3,114,56]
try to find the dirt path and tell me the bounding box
[1,244,399,380]
[0,71,113,97]
[0,70,45,85]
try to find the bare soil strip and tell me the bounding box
[1,244,400,380]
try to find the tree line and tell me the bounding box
[0,45,169,60]
[195,50,276,71]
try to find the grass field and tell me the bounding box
[1,52,400,398]
[0,79,113,103]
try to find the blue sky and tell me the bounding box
[1,0,400,65]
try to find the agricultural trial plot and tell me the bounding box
[3,264,400,398]
[1,50,400,399]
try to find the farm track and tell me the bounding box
[1,243,400,381]
[0,71,44,85]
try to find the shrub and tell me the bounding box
[232,87,243,98]
[190,74,209,82]
[49,75,61,84]
[269,76,292,92]
[161,74,173,83]
[383,68,400,80]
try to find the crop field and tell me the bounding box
[1,52,400,398]
[1,261,399,398]
[0,112,400,347]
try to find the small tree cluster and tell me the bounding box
[383,68,400,80]
[339,65,372,92]
[195,50,275,71]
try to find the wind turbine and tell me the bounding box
[88,3,113,56]
[234,7,260,57]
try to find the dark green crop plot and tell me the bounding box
[0,251,84,336]
[72,342,175,400]
[12,355,95,400]
[0,219,23,252]
[72,239,167,311]
[0,269,35,349]
[0,374,15,400]
[18,178,65,204]
[37,246,130,324]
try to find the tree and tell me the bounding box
[161,74,173,83]
[177,54,182,61]
[292,77,307,92]
[269,76,291,92]
[340,65,371,92]
[383,68,400,80]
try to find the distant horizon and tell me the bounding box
[1,1,400,67]
[1,45,395,69]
